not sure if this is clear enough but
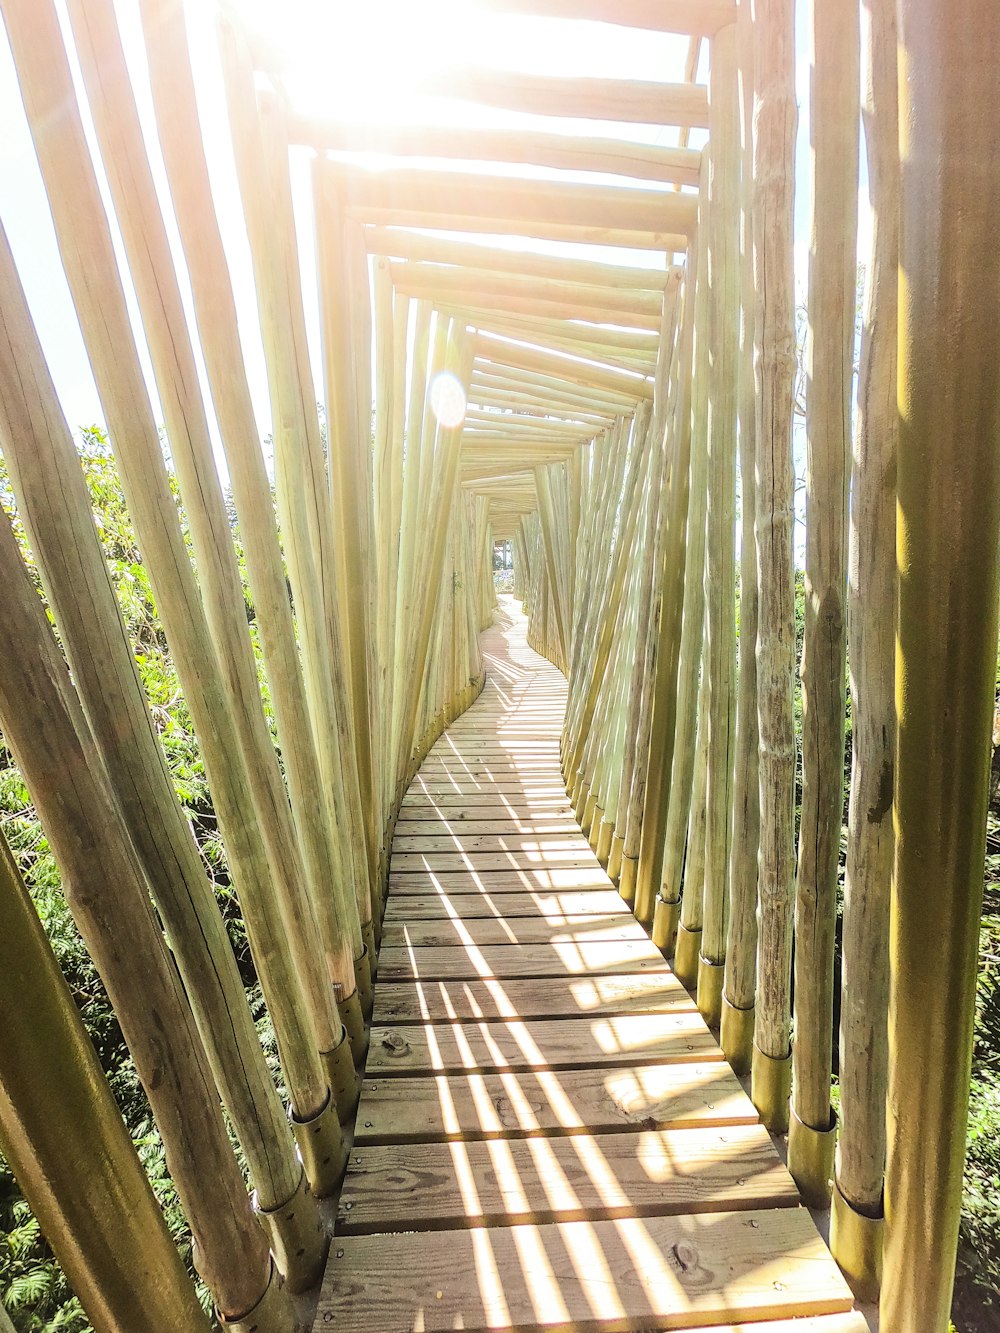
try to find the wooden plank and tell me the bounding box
[363,1013,721,1075]
[352,1062,759,1144]
[380,914,647,950]
[383,889,631,920]
[391,834,593,854]
[373,973,695,1024]
[388,868,613,892]
[468,0,737,38]
[377,939,666,980]
[391,852,602,872]
[315,1208,855,1332]
[394,819,581,834]
[337,1125,798,1233]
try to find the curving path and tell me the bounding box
[314,599,863,1333]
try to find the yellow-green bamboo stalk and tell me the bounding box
[0,226,324,1288]
[881,3,1000,1328]
[137,0,366,1056]
[788,0,858,1207]
[674,658,710,989]
[0,832,214,1332]
[749,0,798,1134]
[831,0,897,1297]
[700,22,740,1028]
[0,512,276,1326]
[721,0,760,1077]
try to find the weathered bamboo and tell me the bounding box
[881,3,1000,1329]
[2,0,347,1155]
[136,0,367,1057]
[0,223,324,1287]
[0,832,213,1332]
[674,662,711,989]
[749,0,798,1134]
[830,3,897,1300]
[0,511,276,1326]
[721,0,760,1077]
[788,0,858,1207]
[650,191,710,938]
[699,22,740,1029]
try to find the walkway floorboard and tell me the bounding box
[314,602,862,1333]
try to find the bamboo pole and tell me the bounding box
[0,832,213,1332]
[0,224,324,1289]
[830,0,897,1296]
[699,22,740,1029]
[135,0,367,1062]
[649,195,709,938]
[721,0,760,1076]
[787,0,858,1208]
[674,662,711,988]
[881,3,1000,1329]
[0,513,279,1327]
[1,0,348,1160]
[749,0,798,1134]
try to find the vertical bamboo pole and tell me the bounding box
[63,0,359,1114]
[749,0,798,1134]
[0,514,278,1327]
[674,660,711,988]
[700,22,740,1028]
[1,0,346,1167]
[136,0,366,1060]
[0,833,213,1332]
[830,0,897,1296]
[882,3,1000,1328]
[721,0,761,1076]
[788,0,858,1207]
[0,225,324,1288]
[650,197,709,941]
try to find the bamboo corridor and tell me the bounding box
[318,602,861,1332]
[0,0,997,1331]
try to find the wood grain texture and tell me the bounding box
[317,1209,853,1332]
[338,1125,797,1231]
[373,973,695,1024]
[380,914,647,950]
[377,939,668,980]
[383,889,639,921]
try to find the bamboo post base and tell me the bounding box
[607,833,624,883]
[290,1092,347,1198]
[673,923,702,989]
[618,854,638,907]
[323,1029,362,1123]
[720,995,755,1076]
[696,956,724,1029]
[254,1171,327,1294]
[341,990,368,1067]
[595,816,614,866]
[574,779,590,824]
[582,793,598,840]
[651,895,680,956]
[830,1175,884,1303]
[217,1260,295,1332]
[751,1043,792,1134]
[361,918,378,977]
[788,1104,837,1208]
[356,947,375,1021]
[570,772,584,810]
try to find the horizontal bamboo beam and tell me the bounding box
[444,313,656,376]
[464,406,603,431]
[469,0,736,36]
[445,305,659,354]
[476,331,653,400]
[292,120,702,187]
[472,365,635,412]
[325,163,698,239]
[367,229,676,290]
[351,206,689,251]
[391,261,665,314]
[406,67,710,128]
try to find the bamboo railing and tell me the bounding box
[0,0,997,1330]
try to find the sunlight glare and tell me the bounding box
[430,370,468,429]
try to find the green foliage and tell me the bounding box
[0,429,253,1331]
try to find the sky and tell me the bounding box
[0,0,870,473]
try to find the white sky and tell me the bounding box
[0,0,870,477]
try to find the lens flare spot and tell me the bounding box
[430,371,467,430]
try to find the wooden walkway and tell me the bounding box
[315,601,863,1333]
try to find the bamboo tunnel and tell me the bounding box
[0,1,996,1329]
